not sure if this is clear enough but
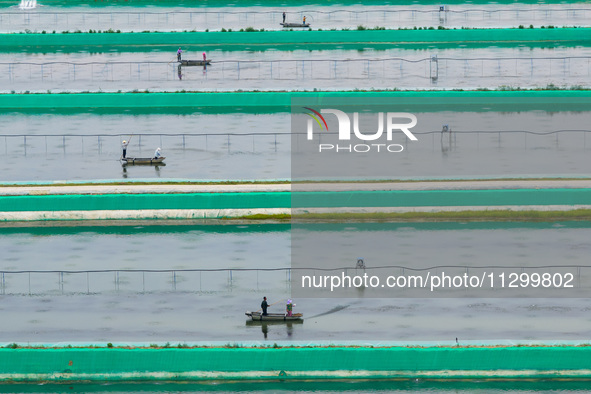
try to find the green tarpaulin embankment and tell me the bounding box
[0,188,590,212]
[0,91,590,114]
[0,28,589,53]
[0,346,591,381]
[0,192,290,211]
[292,189,591,208]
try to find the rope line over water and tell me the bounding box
[0,265,588,274]
[2,56,591,66]
[0,265,586,295]
[2,7,589,33]
[2,55,590,87]
[0,130,589,138]
[0,128,588,157]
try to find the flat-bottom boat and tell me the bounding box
[245,311,304,322]
[121,157,166,165]
[180,60,212,66]
[280,23,310,28]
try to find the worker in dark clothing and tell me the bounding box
[177,47,183,62]
[282,12,286,23]
[261,296,269,316]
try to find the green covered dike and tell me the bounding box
[0,91,590,114]
[0,192,289,212]
[0,188,590,216]
[0,346,590,381]
[1,28,589,53]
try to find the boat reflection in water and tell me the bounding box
[246,319,302,339]
[122,163,164,179]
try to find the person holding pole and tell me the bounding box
[121,139,129,158]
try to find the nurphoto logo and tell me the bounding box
[304,107,418,153]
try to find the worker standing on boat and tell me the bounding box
[154,147,162,159]
[286,299,294,317]
[121,139,129,158]
[303,16,306,24]
[203,52,207,62]
[177,47,183,62]
[282,12,286,23]
[261,296,269,316]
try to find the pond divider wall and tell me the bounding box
[1,188,591,220]
[0,91,590,113]
[1,28,589,52]
[0,346,591,381]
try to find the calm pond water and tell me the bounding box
[1,4,590,33]
[1,222,591,343]
[2,46,590,92]
[0,110,589,181]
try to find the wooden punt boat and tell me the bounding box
[280,23,310,28]
[245,319,303,326]
[180,60,212,66]
[121,157,166,165]
[245,311,304,322]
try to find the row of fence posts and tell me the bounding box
[0,266,585,295]
[0,269,294,295]
[2,7,589,29]
[1,133,284,157]
[5,129,588,159]
[4,57,586,85]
